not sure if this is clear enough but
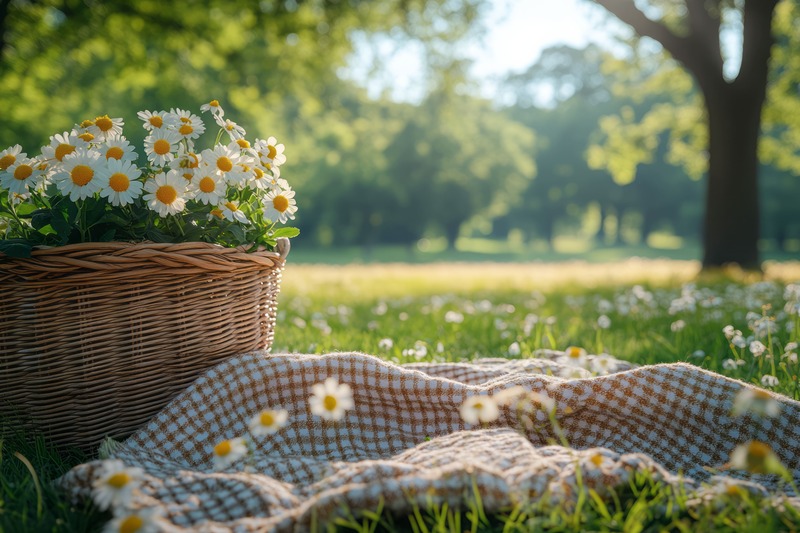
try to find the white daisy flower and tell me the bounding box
[760,374,779,388]
[202,143,241,178]
[1,157,43,195]
[91,460,144,511]
[254,136,287,167]
[560,346,588,368]
[52,148,104,201]
[102,508,163,533]
[200,99,225,116]
[190,166,226,205]
[749,340,766,357]
[212,437,248,470]
[234,138,251,150]
[143,170,187,217]
[169,146,202,182]
[729,441,784,474]
[378,338,393,350]
[41,131,87,162]
[214,115,246,140]
[597,315,611,329]
[219,200,249,224]
[252,166,287,191]
[731,387,780,418]
[100,136,137,163]
[89,115,124,141]
[143,129,181,167]
[507,341,521,356]
[170,108,205,141]
[309,377,354,421]
[136,110,177,131]
[248,408,289,436]
[460,395,500,425]
[263,186,297,224]
[590,353,618,375]
[0,145,25,171]
[97,159,143,206]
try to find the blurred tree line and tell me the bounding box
[1,0,798,258]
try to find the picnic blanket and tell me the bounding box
[59,351,800,531]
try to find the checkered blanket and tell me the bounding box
[59,352,800,531]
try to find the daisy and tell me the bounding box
[41,131,87,162]
[729,441,784,475]
[560,346,588,368]
[0,145,25,170]
[170,108,205,141]
[97,159,143,206]
[190,166,226,205]
[136,110,177,131]
[254,136,287,167]
[212,437,248,470]
[52,148,104,201]
[170,146,202,182]
[263,186,297,224]
[143,129,181,167]
[91,460,144,511]
[214,115,246,140]
[309,377,354,421]
[760,374,779,387]
[200,99,225,116]
[102,508,163,533]
[202,144,247,185]
[460,395,500,425]
[731,387,780,418]
[89,115,124,140]
[143,170,187,217]
[1,157,43,195]
[234,138,251,150]
[100,136,137,163]
[219,200,249,224]
[252,165,287,191]
[248,408,289,436]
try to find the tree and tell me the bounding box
[589,0,781,269]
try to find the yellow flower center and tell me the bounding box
[80,119,94,128]
[568,347,583,358]
[240,164,251,172]
[55,144,76,161]
[209,99,220,107]
[156,185,177,205]
[214,440,232,457]
[106,472,131,489]
[473,402,483,410]
[748,441,770,459]
[119,515,144,533]
[224,201,238,212]
[71,165,94,186]
[153,139,171,155]
[210,208,224,219]
[253,167,264,179]
[109,173,130,192]
[179,154,199,168]
[752,389,771,400]
[236,139,250,149]
[323,395,338,411]
[13,164,33,181]
[272,195,289,212]
[95,115,114,132]
[179,124,194,136]
[180,116,191,123]
[259,411,275,427]
[78,132,94,142]
[0,154,15,169]
[216,156,233,172]
[590,454,604,467]
[267,145,277,159]
[199,177,216,193]
[148,116,163,128]
[182,172,193,181]
[106,147,124,160]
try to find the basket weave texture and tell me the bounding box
[0,238,289,451]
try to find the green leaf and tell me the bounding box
[271,226,300,239]
[227,224,246,243]
[15,203,38,217]
[0,240,33,258]
[98,228,116,242]
[50,212,73,244]
[30,210,52,230]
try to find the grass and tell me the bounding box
[3,258,800,531]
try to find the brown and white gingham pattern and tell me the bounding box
[58,352,800,531]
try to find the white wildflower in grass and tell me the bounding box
[309,377,354,421]
[41,131,87,162]
[103,508,163,533]
[0,156,43,195]
[100,136,137,163]
[444,310,464,324]
[507,341,521,357]
[88,115,124,141]
[729,441,786,475]
[91,460,144,511]
[378,338,394,350]
[732,387,780,418]
[561,346,588,368]
[219,200,249,224]
[692,349,706,358]
[670,319,686,333]
[137,110,176,131]
[460,395,500,425]
[723,325,736,340]
[254,136,287,167]
[143,128,181,167]
[143,170,187,217]
[200,99,224,116]
[760,374,779,388]
[749,340,767,357]
[263,186,297,224]
[190,166,226,205]
[248,409,289,436]
[53,148,104,201]
[97,159,143,206]
[597,315,611,329]
[591,353,618,375]
[722,358,745,370]
[212,437,248,470]
[731,334,747,349]
[0,144,24,170]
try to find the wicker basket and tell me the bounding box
[0,238,290,452]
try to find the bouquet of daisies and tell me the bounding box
[0,100,298,257]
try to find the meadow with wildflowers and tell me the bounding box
[4,259,800,531]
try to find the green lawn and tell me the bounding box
[3,260,800,531]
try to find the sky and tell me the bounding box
[343,0,621,103]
